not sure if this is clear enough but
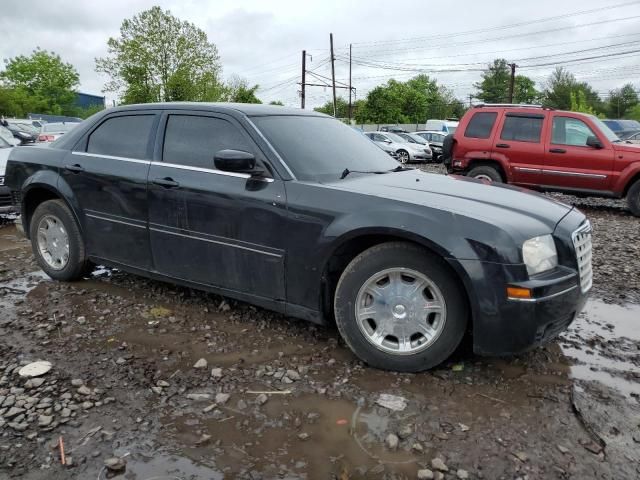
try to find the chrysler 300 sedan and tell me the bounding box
[5,103,592,372]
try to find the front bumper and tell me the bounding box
[460,260,588,356]
[0,185,16,214]
[409,152,433,161]
[456,210,591,356]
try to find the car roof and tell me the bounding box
[109,102,327,117]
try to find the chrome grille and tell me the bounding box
[572,221,593,293]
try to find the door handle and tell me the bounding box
[495,143,510,148]
[152,177,180,188]
[64,164,85,173]
[549,148,567,154]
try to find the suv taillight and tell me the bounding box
[38,134,55,142]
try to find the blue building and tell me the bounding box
[75,92,105,109]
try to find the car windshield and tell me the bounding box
[589,116,621,142]
[385,132,406,143]
[407,133,427,144]
[447,126,457,134]
[43,123,77,133]
[9,122,38,134]
[251,115,400,182]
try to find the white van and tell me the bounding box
[425,119,459,134]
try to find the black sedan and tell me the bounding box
[5,103,591,371]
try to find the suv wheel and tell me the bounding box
[29,200,90,281]
[467,165,502,183]
[628,179,640,217]
[334,242,468,372]
[396,150,410,164]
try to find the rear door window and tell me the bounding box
[500,115,543,143]
[87,115,155,159]
[464,112,498,139]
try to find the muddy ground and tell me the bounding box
[0,177,639,479]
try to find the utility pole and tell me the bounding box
[330,33,337,117]
[508,63,517,103]
[348,43,352,122]
[301,50,306,109]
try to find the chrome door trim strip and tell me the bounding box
[72,151,151,165]
[85,213,147,229]
[542,169,607,179]
[514,167,542,173]
[149,226,283,258]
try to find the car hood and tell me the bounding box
[613,142,640,154]
[327,170,573,234]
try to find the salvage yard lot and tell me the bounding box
[0,177,639,479]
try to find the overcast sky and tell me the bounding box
[2,0,639,109]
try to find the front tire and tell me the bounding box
[467,165,503,183]
[627,180,640,217]
[29,200,89,281]
[334,242,468,372]
[397,150,410,164]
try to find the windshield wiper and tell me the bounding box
[340,168,387,179]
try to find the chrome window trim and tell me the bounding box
[72,151,151,165]
[149,227,282,258]
[508,284,578,303]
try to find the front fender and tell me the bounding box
[613,162,640,195]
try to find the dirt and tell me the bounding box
[1,180,640,480]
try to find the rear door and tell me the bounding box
[542,114,614,191]
[146,111,287,300]
[456,110,500,163]
[496,112,546,187]
[65,112,158,269]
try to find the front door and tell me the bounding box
[496,112,546,186]
[64,112,158,269]
[147,112,287,300]
[542,115,614,191]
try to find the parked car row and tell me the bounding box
[444,104,640,216]
[364,131,433,163]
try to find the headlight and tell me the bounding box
[522,234,557,275]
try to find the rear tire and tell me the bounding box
[627,180,640,217]
[29,200,90,281]
[334,242,468,372]
[467,165,503,183]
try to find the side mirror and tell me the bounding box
[214,149,261,175]
[586,136,603,149]
[384,139,392,144]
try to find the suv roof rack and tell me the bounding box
[473,103,554,110]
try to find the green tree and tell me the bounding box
[570,90,597,115]
[541,67,604,114]
[96,6,224,104]
[314,97,349,117]
[625,103,640,121]
[1,49,79,115]
[474,59,539,104]
[269,100,284,106]
[606,83,638,118]
[225,76,261,103]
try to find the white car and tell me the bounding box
[0,136,16,213]
[425,119,459,134]
[364,131,432,163]
[38,122,80,143]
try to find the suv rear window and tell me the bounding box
[87,115,154,160]
[500,115,543,143]
[464,112,497,139]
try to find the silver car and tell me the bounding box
[364,132,432,163]
[38,122,80,143]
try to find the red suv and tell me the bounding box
[445,104,640,216]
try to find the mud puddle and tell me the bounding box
[560,298,640,398]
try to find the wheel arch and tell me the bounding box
[467,159,507,182]
[319,228,476,330]
[22,182,81,240]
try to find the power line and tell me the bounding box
[344,1,640,48]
